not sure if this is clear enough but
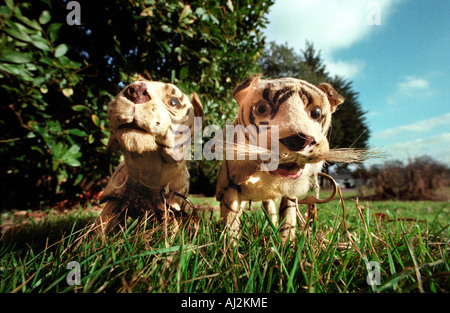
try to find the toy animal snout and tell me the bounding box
[124,83,151,104]
[280,133,315,151]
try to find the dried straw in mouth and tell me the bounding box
[317,148,384,164]
[212,139,383,165]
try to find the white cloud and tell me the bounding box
[265,0,366,52]
[326,59,366,80]
[373,113,450,139]
[264,0,404,78]
[366,111,381,117]
[387,75,434,104]
[397,76,430,95]
[370,133,450,166]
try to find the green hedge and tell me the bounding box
[0,0,273,208]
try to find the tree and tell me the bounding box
[327,76,369,150]
[258,41,370,151]
[0,0,274,208]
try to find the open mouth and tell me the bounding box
[280,133,315,152]
[117,121,148,133]
[271,162,304,179]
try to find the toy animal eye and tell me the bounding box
[310,107,322,120]
[167,97,179,107]
[253,101,271,116]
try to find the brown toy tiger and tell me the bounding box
[95,80,203,233]
[215,74,344,243]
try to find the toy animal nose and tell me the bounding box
[124,83,151,104]
[280,133,315,151]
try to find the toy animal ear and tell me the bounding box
[317,83,344,113]
[232,73,262,105]
[190,92,203,118]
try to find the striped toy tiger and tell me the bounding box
[215,74,344,243]
[95,80,203,233]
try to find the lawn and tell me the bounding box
[0,191,448,293]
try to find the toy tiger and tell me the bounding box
[95,80,203,233]
[215,74,344,243]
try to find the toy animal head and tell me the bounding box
[107,80,203,162]
[232,74,344,176]
[96,80,203,233]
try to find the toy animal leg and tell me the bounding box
[220,189,242,242]
[279,197,297,243]
[262,200,278,226]
[95,199,125,233]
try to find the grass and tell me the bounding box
[0,195,448,293]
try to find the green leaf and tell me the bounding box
[4,27,32,42]
[58,56,71,66]
[39,56,54,66]
[0,63,32,79]
[26,63,37,71]
[53,160,60,172]
[0,6,11,17]
[209,14,219,24]
[201,14,210,22]
[161,24,172,33]
[13,5,41,30]
[15,13,41,31]
[180,66,188,80]
[91,114,100,127]
[61,145,82,167]
[160,41,171,53]
[174,46,182,55]
[54,44,69,58]
[11,18,36,35]
[68,129,88,137]
[62,157,81,167]
[72,105,91,112]
[5,0,13,9]
[47,23,62,42]
[33,76,45,86]
[195,7,206,16]
[74,173,84,185]
[180,5,191,20]
[30,35,51,51]
[0,50,33,64]
[39,10,51,25]
[51,142,65,159]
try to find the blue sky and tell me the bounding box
[263,0,450,166]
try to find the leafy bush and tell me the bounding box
[1,0,111,209]
[0,0,273,208]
